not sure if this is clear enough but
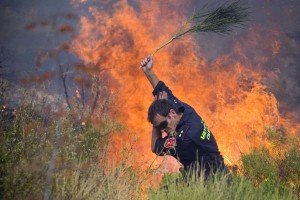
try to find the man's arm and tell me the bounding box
[140,55,162,153]
[140,55,159,88]
[141,57,183,109]
[151,127,161,153]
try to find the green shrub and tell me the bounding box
[241,128,300,197]
[0,92,53,199]
[0,86,139,199]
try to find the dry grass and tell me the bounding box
[53,156,142,200]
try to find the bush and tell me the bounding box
[241,128,300,198]
[0,84,141,199]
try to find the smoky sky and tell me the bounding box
[0,0,300,119]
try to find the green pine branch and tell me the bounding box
[151,1,249,56]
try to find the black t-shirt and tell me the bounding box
[153,81,224,171]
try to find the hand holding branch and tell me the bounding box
[140,55,153,72]
[151,1,249,56]
[140,55,159,88]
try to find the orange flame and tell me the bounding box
[70,0,299,173]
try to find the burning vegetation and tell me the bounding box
[71,0,299,169]
[0,0,299,199]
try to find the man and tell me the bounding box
[140,55,227,178]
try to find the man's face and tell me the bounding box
[153,109,178,133]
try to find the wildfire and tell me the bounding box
[70,0,299,174]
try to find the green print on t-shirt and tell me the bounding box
[200,119,211,140]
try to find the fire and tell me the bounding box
[70,0,299,173]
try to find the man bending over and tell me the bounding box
[140,55,227,178]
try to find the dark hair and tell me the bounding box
[148,99,179,124]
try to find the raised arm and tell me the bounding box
[140,55,162,153]
[140,55,159,88]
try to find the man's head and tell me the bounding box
[148,99,182,131]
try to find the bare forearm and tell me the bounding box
[144,70,159,89]
[140,56,161,152]
[140,56,159,88]
[151,128,162,153]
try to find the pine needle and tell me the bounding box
[151,1,249,56]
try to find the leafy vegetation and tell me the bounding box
[0,81,139,199]
[241,128,300,198]
[0,81,298,199]
[152,1,249,55]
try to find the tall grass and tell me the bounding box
[149,171,297,200]
[53,156,141,199]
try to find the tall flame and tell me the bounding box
[70,0,299,172]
